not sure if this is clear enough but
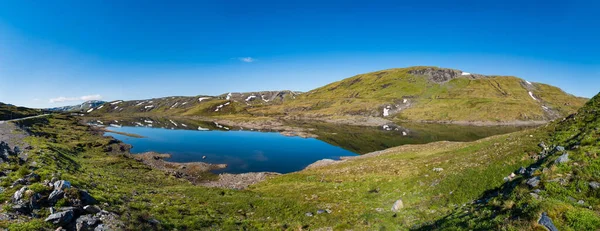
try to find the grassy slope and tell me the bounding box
[250,67,586,122]
[0,103,42,120]
[4,91,597,230]
[417,92,600,230]
[4,114,546,230]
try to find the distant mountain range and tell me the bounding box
[85,66,586,125]
[47,100,106,112]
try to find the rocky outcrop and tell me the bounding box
[408,67,486,83]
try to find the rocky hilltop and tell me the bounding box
[47,100,106,113]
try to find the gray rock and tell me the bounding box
[554,146,565,153]
[80,190,97,206]
[48,190,65,205]
[54,180,71,190]
[527,177,541,188]
[317,209,326,214]
[13,146,20,155]
[432,168,443,172]
[12,186,27,203]
[538,212,559,231]
[589,181,600,190]
[30,193,42,210]
[83,205,101,214]
[538,142,548,150]
[391,199,404,212]
[12,203,30,214]
[375,208,384,212]
[76,214,101,231]
[45,210,74,226]
[516,167,526,175]
[24,173,40,183]
[305,212,313,217]
[555,153,569,164]
[533,189,542,194]
[578,200,585,205]
[11,178,27,188]
[530,193,540,200]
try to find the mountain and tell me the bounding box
[47,100,106,112]
[88,66,586,124]
[89,90,300,116]
[0,102,42,120]
[252,66,587,123]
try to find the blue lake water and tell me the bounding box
[107,126,357,174]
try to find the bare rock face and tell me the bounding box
[408,67,486,83]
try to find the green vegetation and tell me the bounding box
[87,67,587,124]
[0,102,42,120]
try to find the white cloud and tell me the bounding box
[238,57,255,63]
[49,94,102,103]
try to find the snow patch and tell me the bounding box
[182,102,187,105]
[135,122,143,126]
[226,93,232,100]
[403,99,408,104]
[382,125,391,131]
[402,131,408,136]
[110,101,123,105]
[144,120,153,124]
[169,120,178,126]
[87,108,94,113]
[170,102,179,109]
[383,106,391,117]
[198,97,211,102]
[97,105,103,109]
[109,124,122,128]
[135,102,144,106]
[198,126,209,131]
[245,95,257,101]
[145,105,154,109]
[525,80,532,85]
[214,102,231,112]
[528,91,538,101]
[461,72,471,76]
[114,106,119,110]
[181,123,187,127]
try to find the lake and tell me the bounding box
[99,117,529,174]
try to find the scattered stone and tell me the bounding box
[391,199,404,212]
[54,180,71,190]
[516,167,526,175]
[578,200,585,205]
[305,212,313,217]
[317,209,326,214]
[325,209,332,214]
[75,214,101,231]
[48,190,65,205]
[538,212,558,231]
[432,168,443,172]
[79,190,97,206]
[45,210,74,226]
[83,205,101,214]
[555,153,569,164]
[538,142,548,150]
[589,181,600,190]
[527,177,541,188]
[554,146,565,153]
[375,208,384,212]
[509,172,516,178]
[12,186,27,202]
[530,193,540,200]
[533,189,542,194]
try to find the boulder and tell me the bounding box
[391,199,404,212]
[12,186,27,203]
[83,205,101,214]
[554,146,565,153]
[589,181,600,190]
[79,190,97,206]
[555,153,569,164]
[48,190,65,205]
[54,180,71,190]
[538,212,558,231]
[45,210,74,226]
[75,214,101,231]
[527,177,541,188]
[30,193,42,210]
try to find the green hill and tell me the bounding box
[88,66,586,125]
[252,66,587,123]
[0,102,42,120]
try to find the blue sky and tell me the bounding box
[0,0,598,108]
